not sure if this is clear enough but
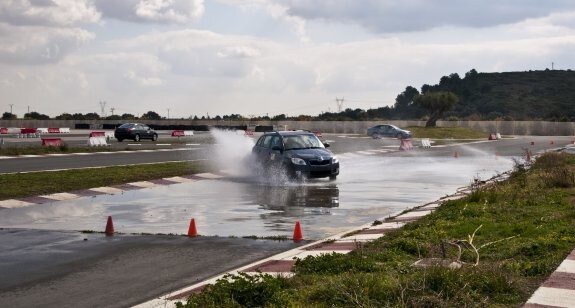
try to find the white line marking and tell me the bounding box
[41,192,80,201]
[556,259,575,273]
[527,287,575,307]
[128,181,158,188]
[0,199,35,208]
[90,187,124,194]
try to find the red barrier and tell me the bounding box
[48,127,60,133]
[41,138,63,147]
[21,128,37,134]
[488,133,497,140]
[171,130,185,137]
[89,131,105,137]
[399,139,414,151]
[244,130,254,135]
[314,131,323,138]
[0,128,7,134]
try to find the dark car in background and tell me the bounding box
[252,131,339,180]
[114,123,158,142]
[367,124,412,139]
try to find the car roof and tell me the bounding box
[262,130,315,136]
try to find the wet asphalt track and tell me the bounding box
[0,134,573,307]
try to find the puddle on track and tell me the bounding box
[0,155,514,240]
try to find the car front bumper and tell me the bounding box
[291,162,340,178]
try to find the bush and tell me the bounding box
[177,272,292,307]
[294,252,377,275]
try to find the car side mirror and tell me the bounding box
[323,143,330,148]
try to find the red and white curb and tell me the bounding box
[0,173,215,209]
[524,249,575,308]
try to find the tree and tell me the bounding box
[394,86,419,110]
[394,86,421,118]
[2,112,16,120]
[141,111,161,120]
[55,113,73,120]
[121,113,136,120]
[24,112,50,120]
[272,114,287,121]
[414,91,459,127]
[84,113,100,120]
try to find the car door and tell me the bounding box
[255,135,273,164]
[381,125,392,137]
[141,125,152,138]
[268,135,283,165]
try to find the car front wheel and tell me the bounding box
[134,134,140,142]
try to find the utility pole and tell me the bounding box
[99,101,107,117]
[110,107,115,116]
[335,98,344,112]
[9,104,13,114]
[27,106,30,113]
[552,62,555,70]
[167,108,170,119]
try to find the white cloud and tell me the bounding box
[94,0,204,24]
[271,0,575,33]
[0,23,94,64]
[0,0,100,26]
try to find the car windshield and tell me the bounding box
[283,134,324,150]
[119,123,134,128]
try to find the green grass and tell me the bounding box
[0,144,135,156]
[408,126,488,139]
[0,161,210,200]
[178,152,575,307]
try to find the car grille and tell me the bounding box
[309,159,331,166]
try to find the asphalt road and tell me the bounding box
[2,133,567,174]
[0,229,301,307]
[0,134,573,307]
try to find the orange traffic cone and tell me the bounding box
[292,221,303,241]
[571,140,575,144]
[105,216,114,236]
[550,140,554,145]
[188,218,198,237]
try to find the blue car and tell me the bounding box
[367,124,412,139]
[252,131,339,180]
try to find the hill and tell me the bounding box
[412,69,575,121]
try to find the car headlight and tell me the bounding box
[332,157,339,164]
[291,157,307,165]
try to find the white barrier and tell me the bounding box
[7,128,20,134]
[184,130,194,136]
[105,132,115,138]
[496,133,501,140]
[421,138,432,148]
[87,136,109,146]
[37,128,49,134]
[60,127,70,133]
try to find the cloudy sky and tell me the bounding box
[1,0,575,118]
